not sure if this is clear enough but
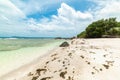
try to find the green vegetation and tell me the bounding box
[77,18,120,38]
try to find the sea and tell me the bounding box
[0,38,64,77]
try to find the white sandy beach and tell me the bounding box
[1,38,120,80]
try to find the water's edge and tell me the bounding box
[0,39,64,77]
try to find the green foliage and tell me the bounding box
[108,27,120,35]
[77,18,120,38]
[77,31,86,38]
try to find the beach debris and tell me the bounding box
[51,53,58,57]
[54,70,57,73]
[59,69,62,72]
[67,76,74,80]
[65,67,67,70]
[58,60,61,62]
[63,64,66,67]
[63,61,65,64]
[103,54,109,57]
[93,66,99,72]
[106,60,114,66]
[103,55,106,57]
[28,72,33,76]
[86,61,90,65]
[32,76,39,80]
[36,68,47,76]
[102,64,109,69]
[91,72,95,75]
[59,42,69,47]
[80,55,84,59]
[89,51,96,54]
[100,68,102,71]
[40,77,52,80]
[46,61,49,64]
[68,53,72,58]
[72,71,75,73]
[44,66,47,68]
[51,57,58,61]
[59,71,67,79]
[68,63,70,65]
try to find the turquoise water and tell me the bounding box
[0,39,64,77]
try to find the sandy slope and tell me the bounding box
[1,38,120,80]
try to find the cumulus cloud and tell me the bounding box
[58,3,93,20]
[28,3,93,37]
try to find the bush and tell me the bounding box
[77,31,86,38]
[77,17,120,38]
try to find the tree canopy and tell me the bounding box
[77,18,120,38]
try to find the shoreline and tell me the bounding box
[1,38,120,80]
[0,46,60,80]
[0,40,64,79]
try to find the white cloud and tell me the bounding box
[58,3,93,20]
[28,3,93,37]
[91,0,120,20]
[0,0,26,26]
[0,0,29,36]
[0,0,25,19]
[10,0,69,15]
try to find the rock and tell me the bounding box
[59,71,67,79]
[59,42,69,47]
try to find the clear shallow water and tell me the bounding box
[0,39,64,77]
[0,39,63,51]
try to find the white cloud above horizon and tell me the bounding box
[1,0,120,37]
[27,3,93,37]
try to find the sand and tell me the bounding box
[1,38,120,80]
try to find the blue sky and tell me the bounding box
[0,0,120,37]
